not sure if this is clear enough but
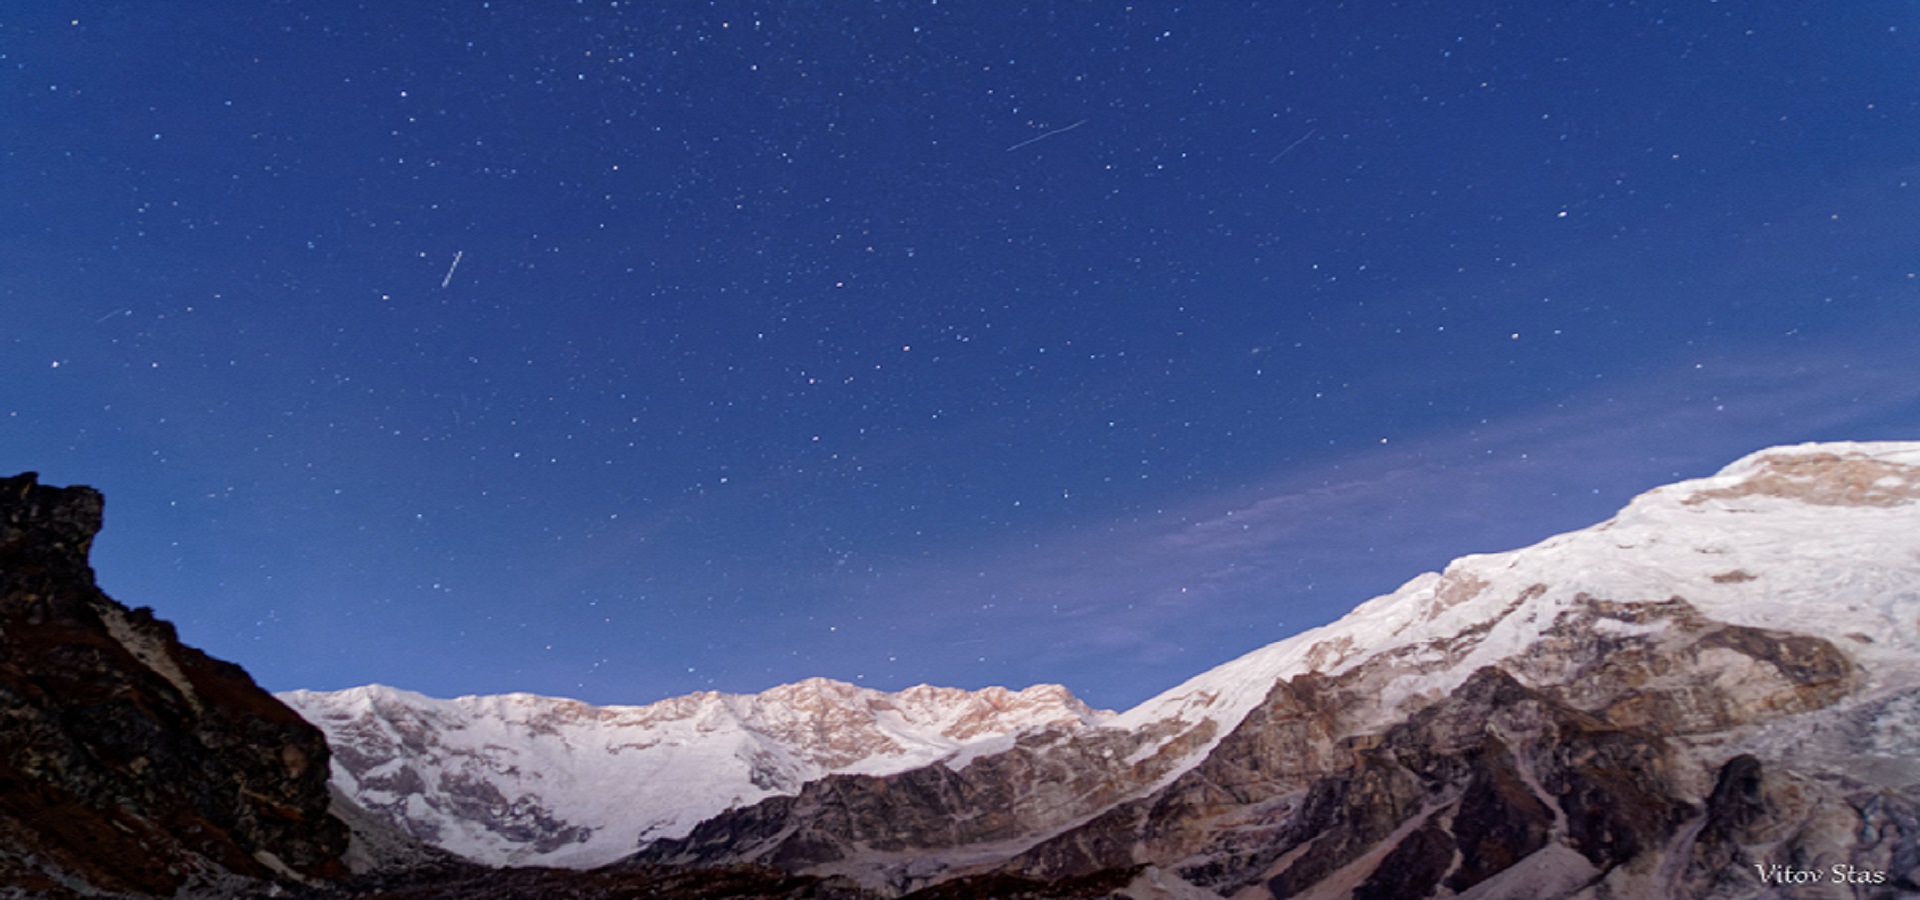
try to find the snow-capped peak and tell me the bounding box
[1110,440,1920,774]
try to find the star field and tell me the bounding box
[4,2,1918,709]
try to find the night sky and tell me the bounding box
[5,2,1917,711]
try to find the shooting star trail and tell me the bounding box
[1006,118,1089,152]
[440,250,464,289]
[1267,128,1317,163]
[94,307,132,323]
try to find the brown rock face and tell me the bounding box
[1683,451,1920,508]
[0,472,349,897]
[628,721,1182,890]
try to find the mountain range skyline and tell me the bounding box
[275,440,1920,895]
[2,441,1917,896]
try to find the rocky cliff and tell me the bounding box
[0,472,351,898]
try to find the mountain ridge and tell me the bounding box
[281,673,1112,868]
[618,440,1920,896]
[276,440,1920,897]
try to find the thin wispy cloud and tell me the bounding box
[863,343,1920,706]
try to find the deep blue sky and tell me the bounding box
[5,2,1917,710]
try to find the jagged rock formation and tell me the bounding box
[282,676,1114,868]
[0,473,351,898]
[621,442,1920,898]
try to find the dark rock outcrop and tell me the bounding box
[1670,750,1920,899]
[1243,667,1691,897]
[0,472,350,897]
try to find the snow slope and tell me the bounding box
[281,676,1109,868]
[1108,441,1920,778]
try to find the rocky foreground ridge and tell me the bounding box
[5,442,1919,899]
[0,472,348,897]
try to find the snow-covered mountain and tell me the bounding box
[1110,438,1920,773]
[285,441,1920,897]
[629,441,1920,897]
[279,676,1110,868]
